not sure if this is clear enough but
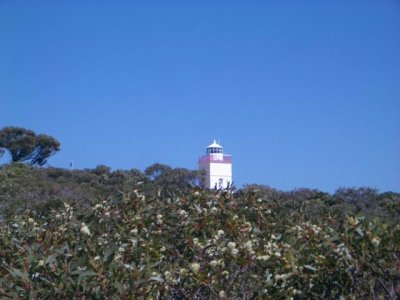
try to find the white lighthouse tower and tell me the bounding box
[198,139,232,189]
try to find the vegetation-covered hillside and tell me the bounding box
[0,163,399,299]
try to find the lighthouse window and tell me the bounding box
[218,178,223,187]
[207,147,223,154]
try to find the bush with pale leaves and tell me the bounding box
[0,188,399,299]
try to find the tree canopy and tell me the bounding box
[0,127,60,166]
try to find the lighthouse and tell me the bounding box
[198,139,232,189]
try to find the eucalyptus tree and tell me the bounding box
[0,126,60,166]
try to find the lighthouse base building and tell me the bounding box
[198,139,232,189]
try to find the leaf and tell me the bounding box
[103,246,116,263]
[193,203,203,214]
[321,235,341,247]
[77,270,98,285]
[45,253,57,265]
[303,265,316,272]
[149,275,164,283]
[78,270,97,277]
[9,268,22,278]
[355,227,364,237]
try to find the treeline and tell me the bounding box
[0,163,200,218]
[0,163,399,225]
[1,125,398,224]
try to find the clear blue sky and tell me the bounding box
[1,1,399,193]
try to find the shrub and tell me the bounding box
[0,188,399,299]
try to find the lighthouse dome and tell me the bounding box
[206,139,223,154]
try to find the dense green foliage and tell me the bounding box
[0,163,200,218]
[0,127,60,166]
[0,163,399,299]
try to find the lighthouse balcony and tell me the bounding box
[199,154,232,164]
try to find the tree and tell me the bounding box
[145,163,172,180]
[28,134,60,165]
[145,163,201,196]
[0,127,36,162]
[0,127,60,166]
[334,187,378,206]
[93,165,111,176]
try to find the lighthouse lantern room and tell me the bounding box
[198,139,232,189]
